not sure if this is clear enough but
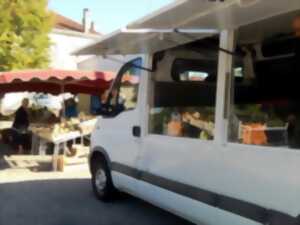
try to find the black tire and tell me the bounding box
[91,158,116,201]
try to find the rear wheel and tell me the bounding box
[91,158,116,201]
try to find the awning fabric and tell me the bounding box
[0,69,115,95]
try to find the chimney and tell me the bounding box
[82,8,91,33]
[90,21,96,33]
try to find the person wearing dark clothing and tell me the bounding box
[64,98,78,118]
[13,104,29,130]
[90,95,102,115]
[12,98,30,154]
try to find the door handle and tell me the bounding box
[132,126,141,137]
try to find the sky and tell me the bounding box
[48,0,174,34]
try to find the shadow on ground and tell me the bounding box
[0,143,53,172]
[0,143,13,170]
[0,178,194,225]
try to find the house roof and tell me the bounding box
[53,12,99,35]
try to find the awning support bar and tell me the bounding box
[121,28,237,56]
[121,28,219,34]
[174,29,238,56]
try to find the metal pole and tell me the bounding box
[120,28,219,34]
[214,30,235,146]
[61,82,65,118]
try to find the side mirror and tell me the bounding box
[96,103,114,117]
[97,102,124,117]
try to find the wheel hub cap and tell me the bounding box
[95,169,107,191]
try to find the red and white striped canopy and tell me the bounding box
[0,69,116,95]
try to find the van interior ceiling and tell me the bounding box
[150,10,300,148]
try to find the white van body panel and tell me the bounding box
[140,135,300,218]
[91,109,141,191]
[137,179,261,225]
[111,172,140,195]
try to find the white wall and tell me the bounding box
[49,32,98,70]
[49,29,140,73]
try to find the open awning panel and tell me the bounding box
[129,0,300,30]
[74,0,300,56]
[74,30,214,55]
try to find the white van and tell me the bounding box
[75,1,300,224]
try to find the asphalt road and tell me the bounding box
[0,171,193,225]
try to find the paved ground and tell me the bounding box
[0,149,193,225]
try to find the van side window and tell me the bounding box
[172,59,210,82]
[110,58,142,113]
[149,58,218,140]
[228,52,300,149]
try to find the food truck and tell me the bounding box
[75,0,300,224]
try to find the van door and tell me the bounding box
[99,57,143,193]
[136,51,223,224]
[134,40,246,224]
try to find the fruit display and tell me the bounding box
[30,115,97,141]
[78,112,95,121]
[79,118,98,135]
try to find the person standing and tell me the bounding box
[64,98,78,118]
[12,98,30,154]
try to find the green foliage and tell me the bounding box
[0,0,54,71]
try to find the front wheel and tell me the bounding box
[91,159,116,201]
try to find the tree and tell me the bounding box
[0,0,53,71]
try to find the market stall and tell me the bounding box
[0,69,115,95]
[0,69,115,170]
